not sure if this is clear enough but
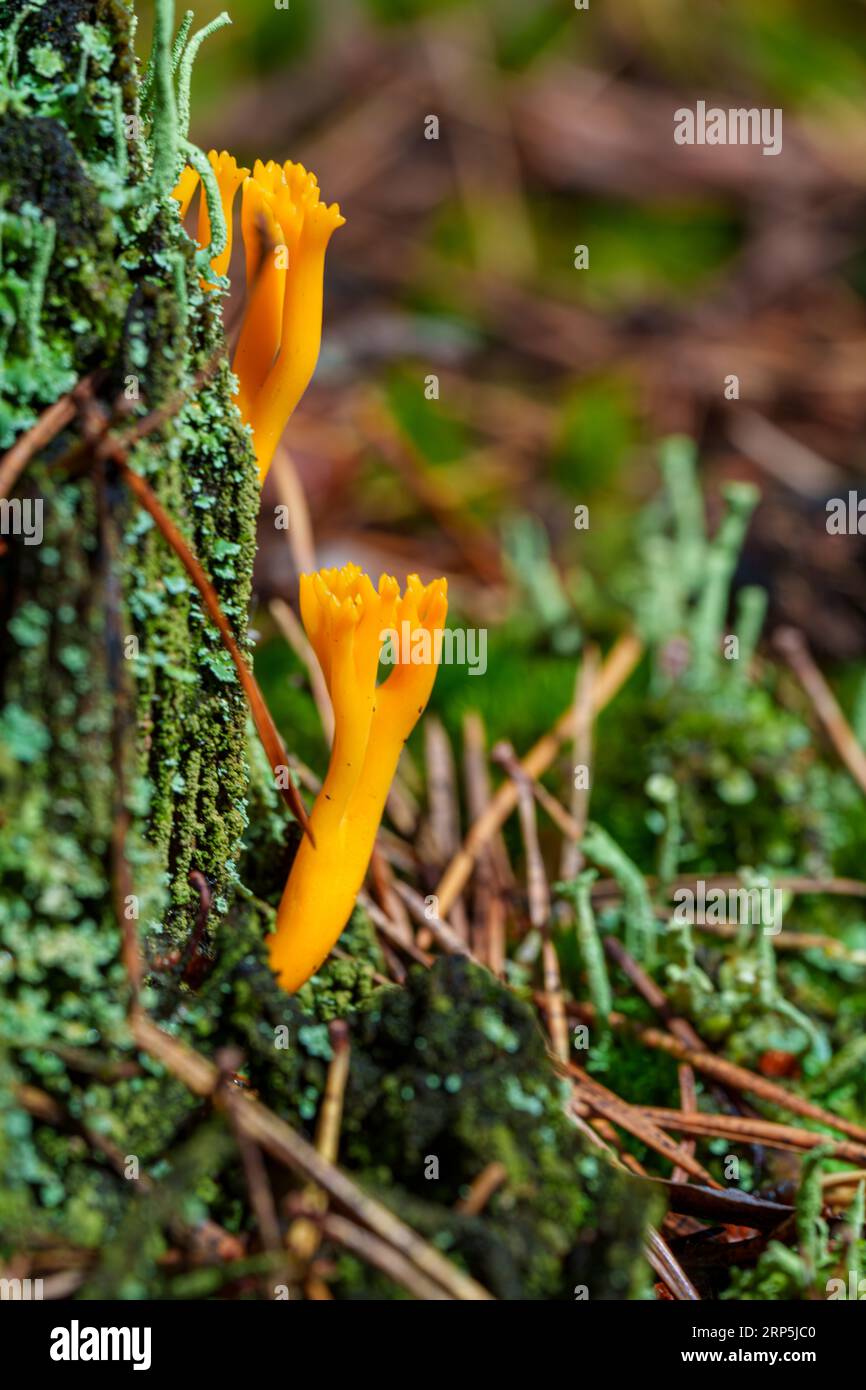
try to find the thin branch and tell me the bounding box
[493,740,569,1063]
[319,1212,451,1300]
[591,873,866,903]
[114,456,313,842]
[436,632,642,915]
[560,644,599,880]
[316,1020,351,1166]
[131,1012,494,1301]
[462,710,510,971]
[270,596,334,744]
[775,625,866,798]
[571,1002,866,1144]
[391,879,478,960]
[569,1066,719,1186]
[565,1082,700,1300]
[218,1047,284,1258]
[454,1162,508,1216]
[0,378,93,501]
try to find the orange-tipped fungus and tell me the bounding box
[172,151,344,482]
[268,565,448,993]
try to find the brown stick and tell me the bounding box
[569,1066,719,1186]
[566,1085,699,1300]
[219,1048,284,1258]
[316,1020,351,1166]
[591,873,866,903]
[774,626,866,798]
[423,716,470,942]
[16,1083,245,1265]
[639,1108,866,1165]
[645,1226,701,1301]
[0,387,82,501]
[494,740,569,1063]
[270,445,317,576]
[287,1020,352,1267]
[559,645,599,880]
[357,889,433,969]
[602,936,706,1052]
[391,880,478,961]
[689,920,866,962]
[454,1162,508,1217]
[462,711,510,971]
[671,1064,699,1184]
[270,596,334,745]
[436,632,642,915]
[600,935,752,1125]
[318,1213,450,1300]
[571,1002,866,1145]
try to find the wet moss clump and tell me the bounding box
[336,956,653,1300]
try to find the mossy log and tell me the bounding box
[0,0,260,1046]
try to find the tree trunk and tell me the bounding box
[0,0,259,1048]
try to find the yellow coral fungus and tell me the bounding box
[269,565,448,993]
[172,152,344,483]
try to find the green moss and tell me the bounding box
[335,957,654,1299]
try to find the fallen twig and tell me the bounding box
[115,457,313,841]
[559,646,598,880]
[494,739,569,1062]
[462,710,510,972]
[270,596,334,744]
[318,1212,450,1300]
[0,379,92,501]
[454,1161,508,1217]
[569,1066,719,1186]
[639,1107,866,1165]
[218,1046,285,1264]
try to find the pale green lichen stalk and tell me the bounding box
[580,822,658,966]
[556,869,613,1025]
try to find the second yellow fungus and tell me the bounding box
[268,565,448,993]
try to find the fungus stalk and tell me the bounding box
[269,565,448,992]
